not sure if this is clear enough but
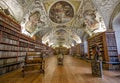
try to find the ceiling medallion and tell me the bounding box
[49,1,74,24]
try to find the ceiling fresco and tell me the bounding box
[25,11,41,34]
[49,1,74,24]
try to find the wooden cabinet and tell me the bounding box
[88,31,119,70]
[0,12,23,75]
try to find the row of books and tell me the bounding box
[18,52,26,56]
[0,58,25,66]
[19,39,36,48]
[0,63,21,75]
[107,41,116,46]
[0,52,26,59]
[35,46,41,49]
[29,48,35,51]
[1,37,19,45]
[0,31,47,50]
[29,43,35,48]
[0,45,38,52]
[108,51,118,57]
[0,44,18,51]
[19,47,28,51]
[0,58,16,65]
[109,57,119,62]
[108,47,117,50]
[35,49,42,52]
[19,41,28,47]
[20,43,46,50]
[0,51,18,58]
[19,47,42,52]
[0,36,47,52]
[5,24,19,33]
[20,43,35,49]
[3,27,19,36]
[27,41,35,45]
[2,32,19,40]
[6,58,17,64]
[19,39,29,43]
[106,35,116,46]
[0,13,20,32]
[17,57,25,62]
[0,60,5,65]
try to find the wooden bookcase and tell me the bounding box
[0,12,50,75]
[79,43,84,58]
[69,46,76,56]
[87,31,119,70]
[76,44,80,56]
[0,12,22,75]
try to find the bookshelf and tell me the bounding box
[87,31,120,70]
[69,46,77,56]
[0,12,22,75]
[79,43,84,58]
[0,11,51,75]
[76,44,80,57]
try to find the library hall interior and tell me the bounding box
[0,0,120,83]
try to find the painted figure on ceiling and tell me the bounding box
[83,10,98,30]
[25,11,41,34]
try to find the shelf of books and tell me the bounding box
[69,46,77,56]
[0,11,22,75]
[87,31,120,70]
[0,11,52,75]
[75,44,80,57]
[0,13,20,32]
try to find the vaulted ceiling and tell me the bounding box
[0,0,119,48]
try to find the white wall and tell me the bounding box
[113,25,120,54]
[113,13,120,55]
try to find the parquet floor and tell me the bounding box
[0,55,120,83]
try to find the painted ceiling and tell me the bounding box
[0,0,119,48]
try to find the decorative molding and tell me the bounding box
[92,0,119,28]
